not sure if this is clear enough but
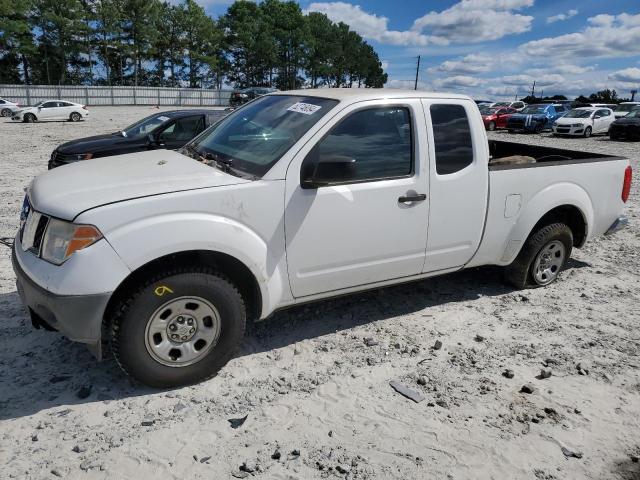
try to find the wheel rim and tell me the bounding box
[144,295,222,367]
[72,113,80,121]
[585,127,591,138]
[489,122,495,131]
[532,240,566,285]
[1,109,9,117]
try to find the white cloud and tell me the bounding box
[433,75,483,89]
[609,67,640,83]
[500,73,565,87]
[428,53,493,75]
[526,64,595,75]
[304,2,444,46]
[411,0,534,44]
[547,9,578,24]
[521,13,640,59]
[386,79,431,90]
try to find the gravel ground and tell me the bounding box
[1,109,639,479]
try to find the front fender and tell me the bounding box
[500,182,593,264]
[100,213,287,319]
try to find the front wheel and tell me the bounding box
[583,126,592,138]
[504,223,573,289]
[488,121,496,131]
[111,267,246,387]
[534,123,543,134]
[24,113,36,123]
[70,112,81,122]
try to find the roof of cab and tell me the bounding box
[271,88,471,102]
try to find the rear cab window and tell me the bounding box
[429,104,474,175]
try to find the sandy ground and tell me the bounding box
[0,108,639,479]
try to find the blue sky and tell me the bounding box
[206,0,640,100]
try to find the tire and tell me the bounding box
[488,121,496,131]
[70,112,81,122]
[111,267,246,387]
[504,223,573,289]
[534,123,543,134]
[24,113,36,123]
[508,129,515,134]
[583,126,592,138]
[1,108,11,117]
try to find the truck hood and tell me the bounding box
[29,150,249,220]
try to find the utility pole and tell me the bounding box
[414,55,421,90]
[531,80,536,98]
[632,90,637,101]
[514,89,518,101]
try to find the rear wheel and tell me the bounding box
[111,267,246,387]
[69,112,81,122]
[488,121,496,131]
[505,223,573,289]
[534,123,543,134]
[24,113,36,123]
[583,126,592,138]
[1,108,11,117]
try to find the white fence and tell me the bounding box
[0,85,232,107]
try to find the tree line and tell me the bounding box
[520,89,632,105]
[0,0,388,89]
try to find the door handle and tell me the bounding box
[398,193,426,203]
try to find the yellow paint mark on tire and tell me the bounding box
[154,285,174,297]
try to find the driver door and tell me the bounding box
[284,100,429,298]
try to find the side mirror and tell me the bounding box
[301,152,357,189]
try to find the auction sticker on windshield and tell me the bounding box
[287,102,322,115]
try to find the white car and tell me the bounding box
[11,100,89,123]
[12,89,631,387]
[0,98,21,117]
[552,107,615,137]
[612,102,640,119]
[491,101,527,111]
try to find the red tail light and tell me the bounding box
[622,165,632,203]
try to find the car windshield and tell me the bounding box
[33,101,43,107]
[520,106,547,114]
[613,104,637,112]
[564,109,592,118]
[625,109,640,118]
[186,95,338,178]
[121,114,171,138]
[492,103,509,107]
[484,108,500,115]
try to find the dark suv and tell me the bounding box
[49,110,226,169]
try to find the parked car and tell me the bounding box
[11,100,89,123]
[482,106,518,130]
[609,109,640,141]
[490,101,526,111]
[552,107,615,138]
[612,102,640,119]
[506,103,568,133]
[49,110,226,169]
[230,87,279,107]
[12,89,631,387]
[0,98,20,117]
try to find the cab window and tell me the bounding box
[159,116,205,142]
[430,104,473,175]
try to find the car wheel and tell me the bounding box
[24,113,36,123]
[111,267,246,387]
[70,112,82,122]
[583,126,592,138]
[504,223,573,289]
[534,123,543,134]
[0,108,11,117]
[508,129,515,134]
[488,121,496,131]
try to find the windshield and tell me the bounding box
[33,101,43,107]
[521,105,548,114]
[613,104,637,112]
[187,95,338,178]
[122,114,171,138]
[564,109,592,118]
[483,108,501,115]
[492,102,509,107]
[625,109,640,118]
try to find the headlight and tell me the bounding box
[41,218,102,265]
[60,153,93,162]
[572,123,583,127]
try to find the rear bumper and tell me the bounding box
[605,216,628,235]
[12,245,110,358]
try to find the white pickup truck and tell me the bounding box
[12,90,632,387]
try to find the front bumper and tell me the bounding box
[12,245,111,358]
[605,216,628,235]
[553,125,585,135]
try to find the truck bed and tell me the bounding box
[488,140,624,170]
